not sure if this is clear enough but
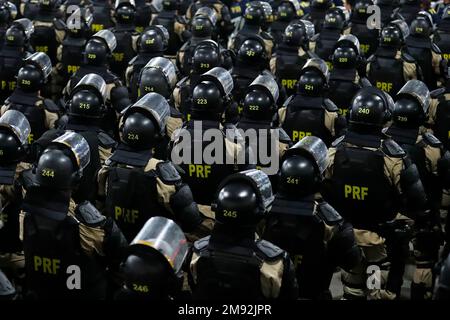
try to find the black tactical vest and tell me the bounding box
[231,64,261,107]
[104,145,169,242]
[269,21,288,46]
[398,4,421,25]
[349,20,379,57]
[274,44,308,97]
[110,27,136,81]
[405,36,435,89]
[128,53,161,102]
[314,29,341,66]
[91,2,114,32]
[282,94,332,145]
[0,47,23,103]
[329,133,397,230]
[434,92,450,150]
[30,12,58,64]
[436,21,450,60]
[152,10,180,56]
[61,37,86,79]
[134,0,152,32]
[7,89,45,144]
[367,49,405,95]
[328,68,361,118]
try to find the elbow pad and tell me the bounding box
[170,184,203,232]
[328,222,362,272]
[110,85,131,113]
[400,162,428,212]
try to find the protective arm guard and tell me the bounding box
[110,85,131,113]
[400,161,429,221]
[327,222,362,272]
[103,217,129,271]
[438,151,450,190]
[334,115,347,138]
[278,253,300,300]
[170,183,204,232]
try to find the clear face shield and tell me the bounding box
[127,92,170,135]
[0,110,31,146]
[396,80,430,114]
[249,74,279,103]
[285,136,329,175]
[200,67,234,98]
[25,52,52,79]
[92,29,117,52]
[52,131,91,171]
[73,73,107,102]
[144,57,178,89]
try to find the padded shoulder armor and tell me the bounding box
[422,132,443,148]
[75,201,106,226]
[431,87,445,98]
[432,43,442,54]
[331,135,345,148]
[156,161,181,184]
[316,201,343,226]
[53,18,66,30]
[324,98,338,112]
[366,54,376,63]
[282,95,294,108]
[43,99,61,113]
[193,236,210,252]
[98,132,117,149]
[382,139,406,158]
[261,31,274,41]
[278,128,291,144]
[401,51,416,63]
[256,240,284,261]
[310,34,319,42]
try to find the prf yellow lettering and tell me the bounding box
[188,164,211,178]
[281,79,298,89]
[376,81,393,93]
[344,184,369,200]
[114,206,139,224]
[292,131,311,142]
[33,256,60,274]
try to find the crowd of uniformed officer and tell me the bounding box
[1,0,450,301]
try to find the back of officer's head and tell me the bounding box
[5,26,25,48]
[410,17,432,38]
[115,2,136,24]
[191,80,223,120]
[349,87,392,133]
[392,80,429,128]
[0,128,25,166]
[121,110,158,150]
[244,2,265,26]
[139,68,171,99]
[237,38,267,68]
[283,23,306,47]
[297,69,326,96]
[35,146,77,190]
[17,65,43,92]
[138,27,168,54]
[191,15,213,39]
[242,88,275,121]
[277,1,296,22]
[192,42,220,74]
[279,155,319,197]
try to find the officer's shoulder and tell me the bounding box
[277,128,291,144]
[175,15,187,24]
[97,131,117,149]
[176,76,189,88]
[255,240,285,261]
[422,132,443,148]
[431,87,446,98]
[366,54,376,63]
[382,138,406,158]
[193,236,211,252]
[156,160,181,184]
[310,34,319,42]
[75,201,106,226]
[324,98,338,112]
[223,123,243,142]
[43,98,60,113]
[331,135,345,147]
[432,42,442,54]
[260,31,273,41]
[316,201,343,226]
[128,56,138,66]
[53,18,66,30]
[401,51,416,63]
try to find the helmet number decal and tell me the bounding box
[127,133,139,140]
[287,176,299,185]
[196,98,208,105]
[41,169,55,178]
[223,210,237,218]
[358,108,370,115]
[79,103,90,110]
[249,105,259,111]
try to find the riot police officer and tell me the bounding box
[434,4,450,61]
[30,0,65,65]
[309,7,349,69]
[21,131,127,299]
[116,217,189,300]
[170,67,253,207]
[269,0,303,46]
[228,1,274,57]
[133,0,152,33]
[0,1,17,49]
[405,13,443,90]
[308,0,334,33]
[278,58,346,146]
[328,34,370,118]
[1,52,60,145]
[126,25,170,102]
[237,73,292,175]
[385,80,447,300]
[90,0,114,32]
[188,169,299,299]
[98,92,210,241]
[399,0,423,24]
[150,0,187,57]
[270,20,316,97]
[323,86,429,300]
[109,0,139,82]
[0,110,31,281]
[0,18,34,104]
[366,19,422,95]
[346,0,379,58]
[375,0,401,26]
[64,30,131,114]
[263,136,361,299]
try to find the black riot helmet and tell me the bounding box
[297,58,329,96]
[237,37,267,66]
[5,18,34,47]
[124,217,188,299]
[191,40,221,74]
[312,0,333,8]
[39,0,61,10]
[191,67,234,119]
[115,0,136,24]
[138,25,169,54]
[434,255,450,301]
[332,34,361,69]
[393,80,430,128]
[162,0,178,10]
[242,73,279,120]
[349,86,394,130]
[69,74,107,118]
[352,0,373,20]
[17,52,52,92]
[84,30,117,66]
[278,136,328,197]
[380,19,409,48]
[244,1,272,27]
[212,169,274,227]
[121,93,170,149]
[66,7,93,38]
[410,16,432,38]
[34,131,90,190]
[323,7,346,30]
[0,2,16,25]
[0,270,16,300]
[0,110,31,166]
[283,22,305,47]
[277,0,298,22]
[138,57,177,99]
[442,4,450,21]
[192,6,217,39]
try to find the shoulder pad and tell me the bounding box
[366,54,376,63]
[261,31,273,41]
[432,43,442,54]
[128,56,138,66]
[401,51,416,63]
[382,139,406,157]
[156,161,181,184]
[53,18,66,30]
[310,34,319,42]
[43,99,60,112]
[176,15,187,24]
[316,202,343,226]
[278,128,291,144]
[98,132,117,149]
[75,201,106,226]
[422,132,443,148]
[431,87,445,98]
[19,169,36,190]
[176,76,189,88]
[224,123,244,143]
[282,95,294,108]
[193,236,210,252]
[331,135,345,147]
[324,99,338,112]
[256,240,284,261]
